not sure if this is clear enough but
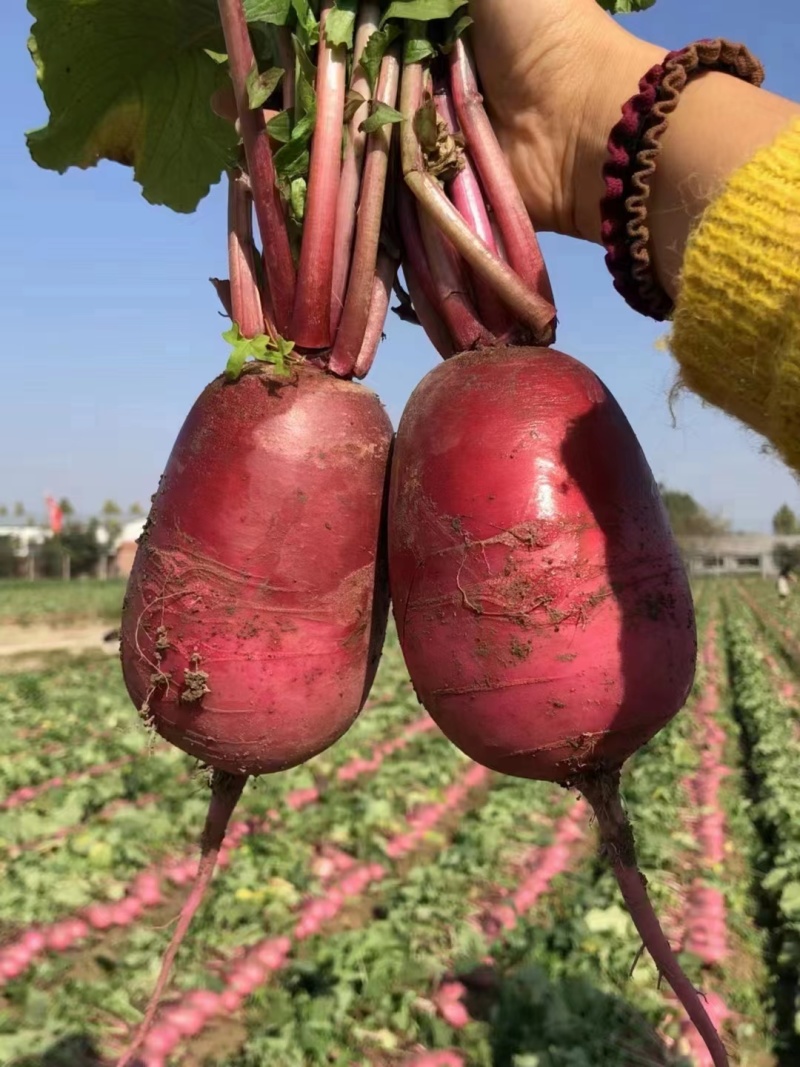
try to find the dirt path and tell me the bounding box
[0,624,117,662]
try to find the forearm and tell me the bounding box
[570,25,800,298]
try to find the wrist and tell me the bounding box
[571,27,664,245]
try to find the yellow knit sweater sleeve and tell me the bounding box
[669,118,800,472]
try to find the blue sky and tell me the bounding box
[1,0,798,531]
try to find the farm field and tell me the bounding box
[1,580,799,1066]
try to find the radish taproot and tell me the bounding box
[118,362,392,1062]
[386,348,728,1063]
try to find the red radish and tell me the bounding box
[386,347,728,1063]
[118,363,392,1063]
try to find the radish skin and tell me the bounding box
[387,347,727,1064]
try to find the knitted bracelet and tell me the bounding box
[601,39,765,321]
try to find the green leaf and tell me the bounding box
[440,12,472,52]
[381,0,466,25]
[359,102,404,134]
[291,0,320,49]
[360,25,401,93]
[274,109,316,182]
[343,89,366,123]
[246,64,284,109]
[223,324,293,380]
[244,0,293,20]
[267,109,293,143]
[596,0,656,11]
[289,177,307,221]
[292,35,318,121]
[325,0,358,48]
[26,0,238,214]
[403,20,437,64]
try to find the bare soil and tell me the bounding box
[0,623,117,670]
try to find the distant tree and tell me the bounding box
[42,522,102,578]
[772,504,800,535]
[101,499,122,541]
[659,485,729,539]
[25,515,37,528]
[128,502,144,517]
[58,497,75,518]
[13,502,24,518]
[0,505,7,518]
[773,543,800,575]
[0,536,17,578]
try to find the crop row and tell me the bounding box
[723,602,800,1058]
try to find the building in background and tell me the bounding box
[680,534,800,578]
[113,519,146,578]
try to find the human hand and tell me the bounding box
[468,0,662,242]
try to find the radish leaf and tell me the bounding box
[325,0,358,49]
[246,65,284,109]
[359,103,404,134]
[223,325,293,380]
[361,26,401,92]
[25,0,238,214]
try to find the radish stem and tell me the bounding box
[330,3,380,336]
[227,169,266,339]
[329,47,401,377]
[417,196,493,353]
[433,83,515,340]
[277,26,295,111]
[291,2,347,349]
[403,260,455,359]
[354,250,399,379]
[579,772,730,1067]
[117,772,248,1067]
[397,181,441,316]
[217,0,295,336]
[450,39,555,314]
[400,60,555,345]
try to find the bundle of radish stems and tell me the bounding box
[118,2,724,1065]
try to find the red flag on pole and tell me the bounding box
[45,496,63,536]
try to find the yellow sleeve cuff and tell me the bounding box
[668,118,800,471]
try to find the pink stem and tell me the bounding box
[433,83,515,339]
[397,181,440,315]
[217,0,295,336]
[117,773,248,1067]
[329,48,401,377]
[449,39,555,318]
[400,61,554,345]
[277,27,295,111]
[403,260,455,360]
[580,774,730,1067]
[291,3,347,349]
[417,203,493,353]
[330,3,380,336]
[353,250,399,379]
[227,170,265,338]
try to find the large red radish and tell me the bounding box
[118,363,392,1063]
[388,347,727,1064]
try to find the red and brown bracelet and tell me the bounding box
[600,39,765,321]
